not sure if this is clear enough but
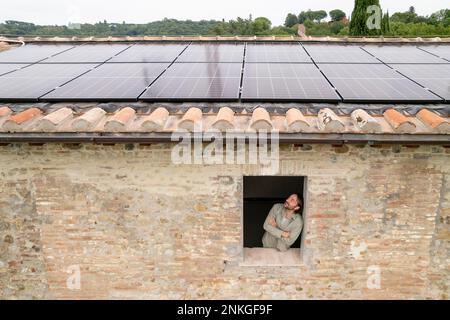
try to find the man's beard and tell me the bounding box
[284,202,293,210]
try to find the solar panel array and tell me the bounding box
[318,64,442,103]
[0,42,448,103]
[241,63,340,102]
[141,63,242,101]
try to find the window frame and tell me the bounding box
[240,175,309,267]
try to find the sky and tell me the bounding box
[0,0,448,26]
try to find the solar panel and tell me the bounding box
[41,63,170,101]
[319,64,442,103]
[390,64,450,101]
[109,43,188,62]
[303,44,380,63]
[0,44,74,63]
[176,43,245,62]
[363,45,447,63]
[241,63,340,102]
[418,45,450,61]
[140,63,242,101]
[246,43,311,63]
[42,44,131,63]
[0,64,27,76]
[0,63,96,101]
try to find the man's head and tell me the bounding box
[284,194,302,213]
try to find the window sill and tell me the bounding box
[240,247,303,267]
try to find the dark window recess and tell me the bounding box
[243,176,305,248]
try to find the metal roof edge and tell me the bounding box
[1,132,449,145]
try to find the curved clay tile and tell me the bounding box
[72,107,106,131]
[416,109,450,134]
[318,108,345,133]
[177,107,202,132]
[211,107,235,131]
[0,106,12,118]
[104,107,136,132]
[351,109,381,133]
[250,107,272,131]
[383,109,416,134]
[285,108,309,133]
[3,108,42,132]
[38,107,73,131]
[141,107,169,132]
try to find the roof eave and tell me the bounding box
[1,132,449,145]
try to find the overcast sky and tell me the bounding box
[1,0,448,26]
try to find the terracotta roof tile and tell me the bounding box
[104,107,136,132]
[141,107,169,132]
[417,109,450,134]
[383,109,416,133]
[211,107,235,131]
[286,108,309,133]
[0,106,12,117]
[72,107,106,131]
[250,107,272,131]
[3,107,42,132]
[38,107,73,131]
[318,108,345,133]
[0,104,449,139]
[351,109,382,133]
[178,107,202,131]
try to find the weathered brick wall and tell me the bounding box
[0,143,449,299]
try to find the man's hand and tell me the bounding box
[281,231,290,239]
[268,217,277,228]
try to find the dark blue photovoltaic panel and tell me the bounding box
[390,64,450,101]
[176,43,245,62]
[0,43,449,103]
[0,44,74,63]
[42,44,131,63]
[319,64,443,102]
[246,43,311,63]
[303,44,380,63]
[241,63,340,101]
[109,44,188,62]
[140,63,242,100]
[42,63,169,101]
[0,63,96,101]
[363,45,447,63]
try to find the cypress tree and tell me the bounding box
[381,11,391,35]
[350,0,383,36]
[385,11,390,34]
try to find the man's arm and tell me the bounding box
[263,204,283,239]
[281,216,303,246]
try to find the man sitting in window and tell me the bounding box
[262,194,303,252]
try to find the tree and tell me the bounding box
[285,13,299,27]
[330,9,346,22]
[298,10,328,24]
[381,11,391,35]
[429,9,450,27]
[252,17,272,34]
[349,0,382,36]
[311,10,328,23]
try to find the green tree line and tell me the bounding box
[0,6,449,37]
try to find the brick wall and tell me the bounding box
[0,143,448,299]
